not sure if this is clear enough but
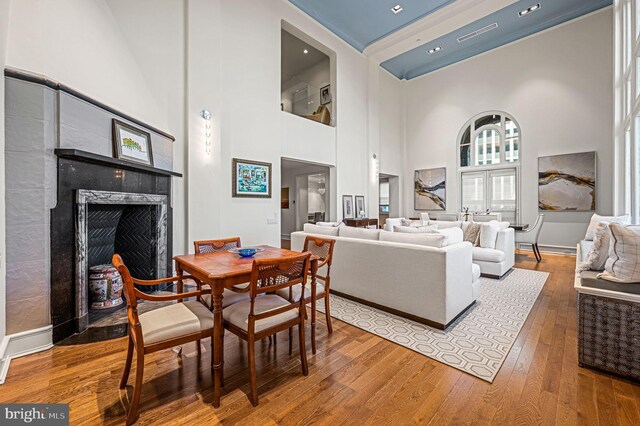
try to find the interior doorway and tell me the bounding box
[281,158,333,244]
[379,173,400,225]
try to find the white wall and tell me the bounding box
[404,9,614,249]
[0,0,11,341]
[6,0,167,131]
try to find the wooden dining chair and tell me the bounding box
[112,254,213,425]
[277,236,336,354]
[222,252,311,406]
[193,237,252,309]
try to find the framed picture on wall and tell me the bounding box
[320,84,331,105]
[112,119,153,166]
[538,151,596,211]
[414,167,446,210]
[232,158,272,198]
[355,195,366,218]
[342,195,354,219]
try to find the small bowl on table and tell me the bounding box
[228,247,264,258]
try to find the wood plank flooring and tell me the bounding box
[0,250,638,425]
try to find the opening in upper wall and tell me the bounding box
[281,22,336,127]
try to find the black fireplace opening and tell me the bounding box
[87,204,159,324]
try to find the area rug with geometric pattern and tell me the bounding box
[317,268,549,382]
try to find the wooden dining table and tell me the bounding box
[173,245,319,408]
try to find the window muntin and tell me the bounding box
[458,112,520,168]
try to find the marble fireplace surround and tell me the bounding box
[76,190,168,331]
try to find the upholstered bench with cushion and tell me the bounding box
[575,225,640,381]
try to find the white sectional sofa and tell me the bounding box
[291,223,481,329]
[384,218,515,278]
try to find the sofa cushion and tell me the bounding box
[497,221,510,230]
[339,226,380,240]
[478,221,501,249]
[384,218,404,232]
[436,227,464,245]
[393,225,437,233]
[303,223,340,236]
[472,247,506,263]
[432,221,462,230]
[585,214,630,241]
[379,230,446,248]
[472,263,481,282]
[582,270,640,295]
[597,224,640,283]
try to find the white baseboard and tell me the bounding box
[517,243,577,255]
[0,325,53,384]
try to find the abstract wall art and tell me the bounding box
[232,158,272,198]
[538,151,596,211]
[414,167,446,211]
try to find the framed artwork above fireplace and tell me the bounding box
[112,119,154,166]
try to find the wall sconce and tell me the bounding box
[201,109,212,154]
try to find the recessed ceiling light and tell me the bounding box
[427,46,443,55]
[303,49,308,54]
[391,5,403,14]
[519,3,541,17]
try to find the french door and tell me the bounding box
[460,167,518,223]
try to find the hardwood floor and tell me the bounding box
[1,251,638,425]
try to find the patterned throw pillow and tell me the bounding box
[597,224,640,283]
[577,222,611,272]
[463,222,482,246]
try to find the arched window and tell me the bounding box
[458,112,521,223]
[459,112,520,168]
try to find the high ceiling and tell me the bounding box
[289,0,613,80]
[288,0,454,52]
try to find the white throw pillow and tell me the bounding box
[315,221,342,227]
[577,222,611,272]
[393,225,437,234]
[303,223,340,236]
[597,224,640,283]
[400,218,426,227]
[379,230,446,248]
[436,227,464,246]
[585,214,630,241]
[419,212,430,221]
[478,221,501,249]
[432,221,462,230]
[338,226,380,240]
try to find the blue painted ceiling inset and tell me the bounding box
[288,0,455,52]
[381,0,612,80]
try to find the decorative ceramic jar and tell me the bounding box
[89,264,124,309]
